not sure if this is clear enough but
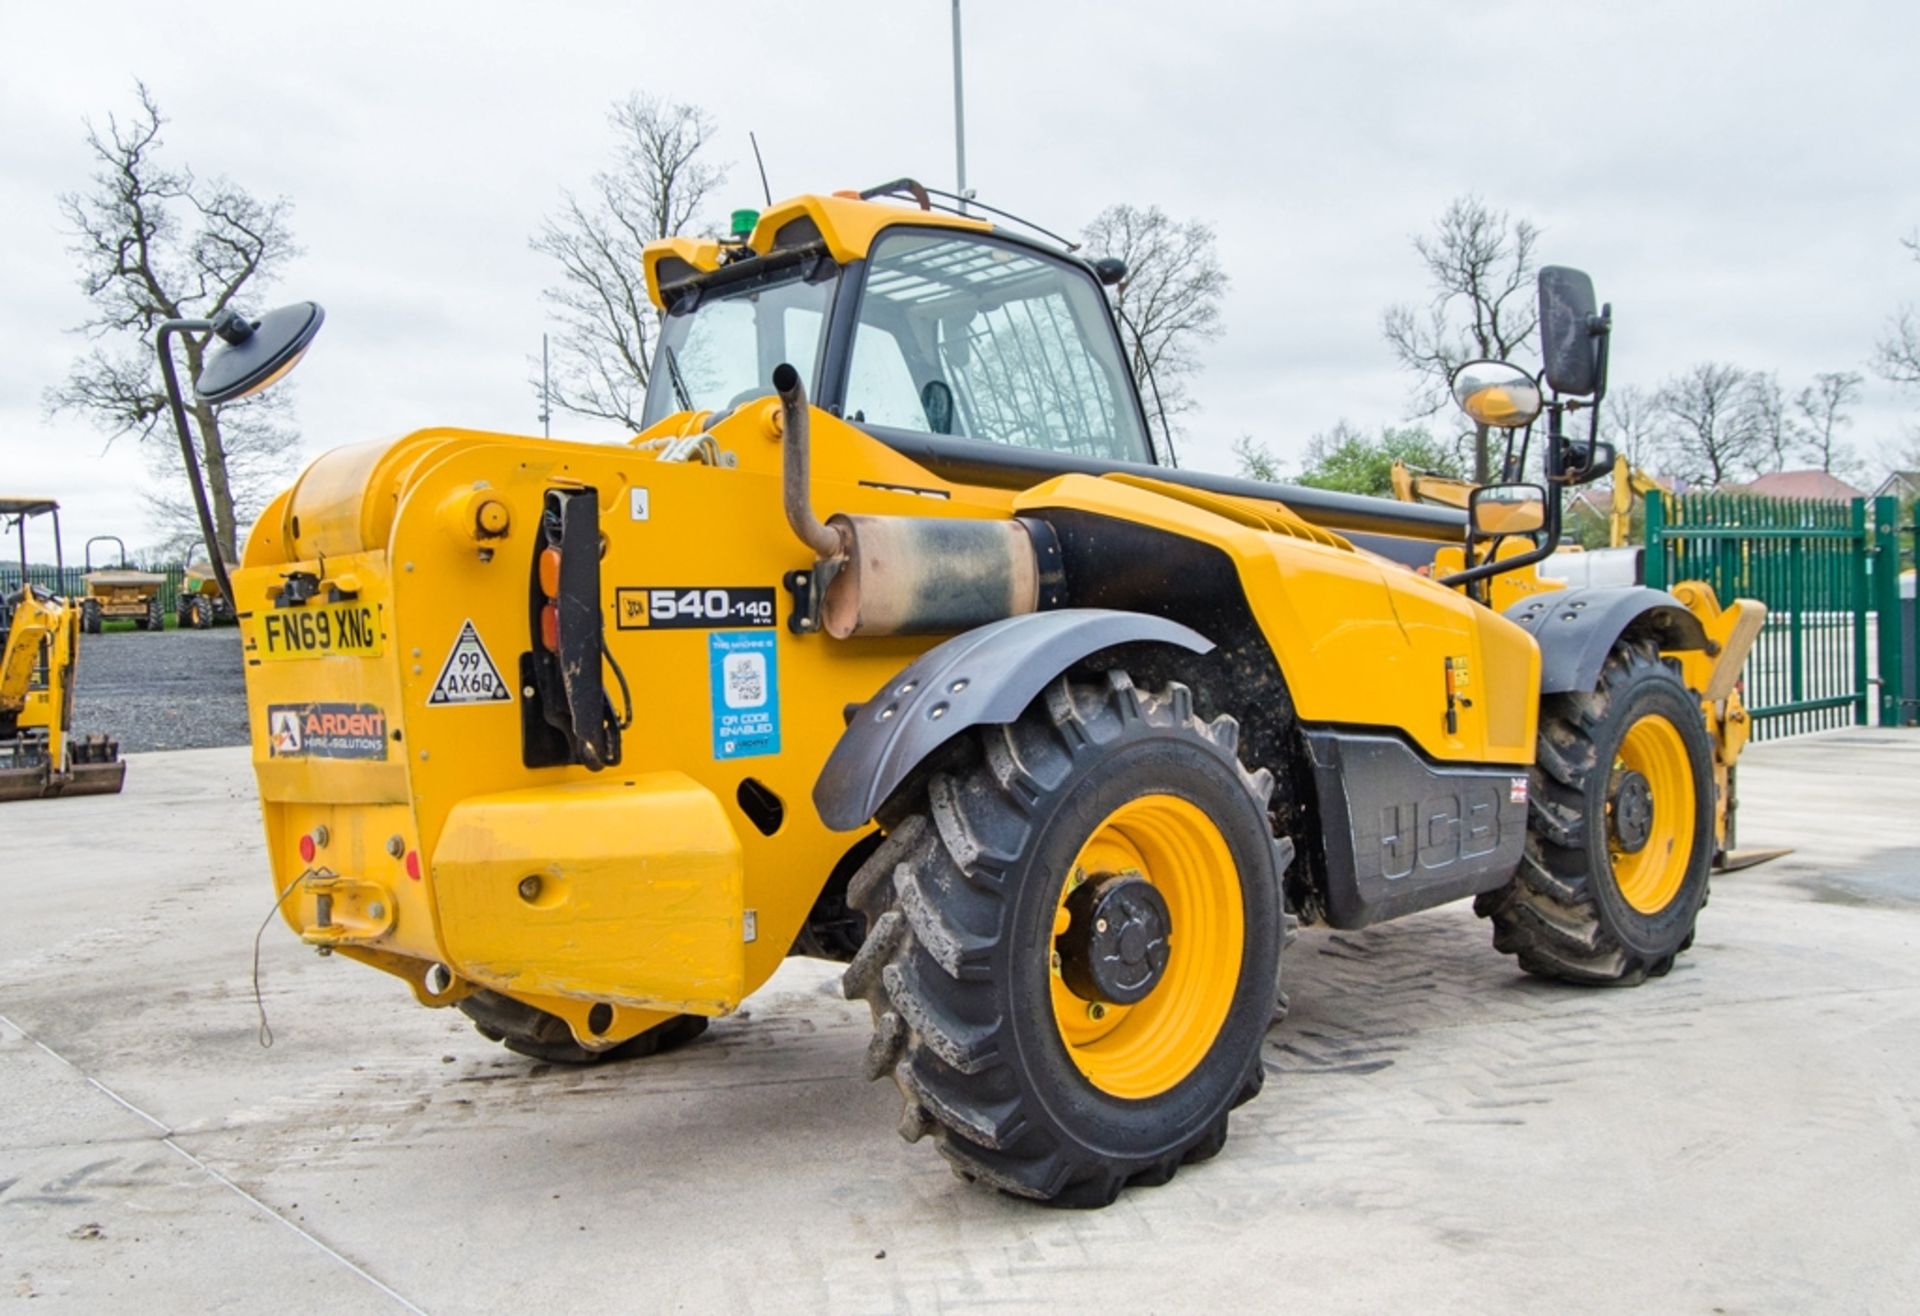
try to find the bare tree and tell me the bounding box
[534,94,728,430]
[1231,435,1282,482]
[1738,370,1794,474]
[1382,195,1540,481]
[1656,363,1759,487]
[1874,233,1920,389]
[1794,370,1864,474]
[46,83,301,560]
[1600,383,1663,468]
[1082,204,1228,427]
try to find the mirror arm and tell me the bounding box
[155,317,235,609]
[1579,304,1613,470]
[1437,400,1566,590]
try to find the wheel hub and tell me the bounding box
[1610,769,1654,853]
[1057,871,1172,1005]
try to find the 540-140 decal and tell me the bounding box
[616,586,775,630]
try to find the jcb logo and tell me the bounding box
[1378,783,1500,880]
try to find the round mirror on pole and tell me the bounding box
[193,302,326,405]
[1450,359,1543,430]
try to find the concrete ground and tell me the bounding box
[2,731,1916,1313]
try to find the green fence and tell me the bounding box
[1646,493,1906,739]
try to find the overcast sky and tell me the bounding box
[4,0,1917,555]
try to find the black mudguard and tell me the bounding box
[1506,586,1708,695]
[813,608,1212,831]
[1304,729,1529,929]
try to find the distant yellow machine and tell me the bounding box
[165,185,1763,1206]
[175,556,232,628]
[80,534,166,633]
[1394,453,1668,549]
[1,499,126,801]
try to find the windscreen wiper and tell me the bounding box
[663,344,694,414]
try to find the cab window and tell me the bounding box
[844,231,1150,463]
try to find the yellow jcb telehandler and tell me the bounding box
[1,499,126,801]
[162,184,1763,1206]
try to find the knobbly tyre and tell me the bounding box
[162,183,1763,1206]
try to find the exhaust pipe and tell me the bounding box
[771,363,1053,639]
[773,364,846,561]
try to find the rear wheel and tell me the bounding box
[144,595,165,631]
[80,599,101,634]
[844,671,1284,1206]
[1477,638,1714,985]
[456,989,709,1065]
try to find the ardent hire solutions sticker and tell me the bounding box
[429,619,511,704]
[267,703,388,759]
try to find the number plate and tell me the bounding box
[616,587,776,630]
[256,603,386,660]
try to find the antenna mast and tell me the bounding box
[951,0,969,214]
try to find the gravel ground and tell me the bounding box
[72,627,249,752]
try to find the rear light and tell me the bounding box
[538,546,561,598]
[405,850,421,881]
[298,833,316,864]
[540,602,559,652]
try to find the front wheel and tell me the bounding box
[844,671,1285,1207]
[1478,638,1714,985]
[80,599,102,634]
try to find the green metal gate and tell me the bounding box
[1645,493,1906,739]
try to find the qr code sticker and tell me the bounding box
[723,652,767,708]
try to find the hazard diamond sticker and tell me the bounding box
[428,620,512,705]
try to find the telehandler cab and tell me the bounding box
[168,183,1762,1206]
[1,499,126,801]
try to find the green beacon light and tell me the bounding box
[730,208,760,240]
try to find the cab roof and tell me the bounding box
[642,190,994,312]
[0,497,59,517]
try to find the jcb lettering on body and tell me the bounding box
[1378,781,1502,879]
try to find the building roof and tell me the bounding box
[1734,469,1865,502]
[1873,470,1920,498]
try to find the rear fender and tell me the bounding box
[1505,586,1708,694]
[813,608,1212,831]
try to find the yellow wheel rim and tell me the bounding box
[1049,794,1243,1100]
[1609,714,1695,915]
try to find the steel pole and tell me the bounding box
[951,0,968,212]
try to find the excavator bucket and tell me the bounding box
[0,735,126,802]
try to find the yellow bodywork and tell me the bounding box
[236,402,1539,1050]
[234,190,1750,1051]
[1,589,72,764]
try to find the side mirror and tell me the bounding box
[1451,360,1542,430]
[1564,438,1617,485]
[1469,483,1547,538]
[194,302,325,404]
[1538,267,1606,398]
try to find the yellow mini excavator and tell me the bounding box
[1,499,125,801]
